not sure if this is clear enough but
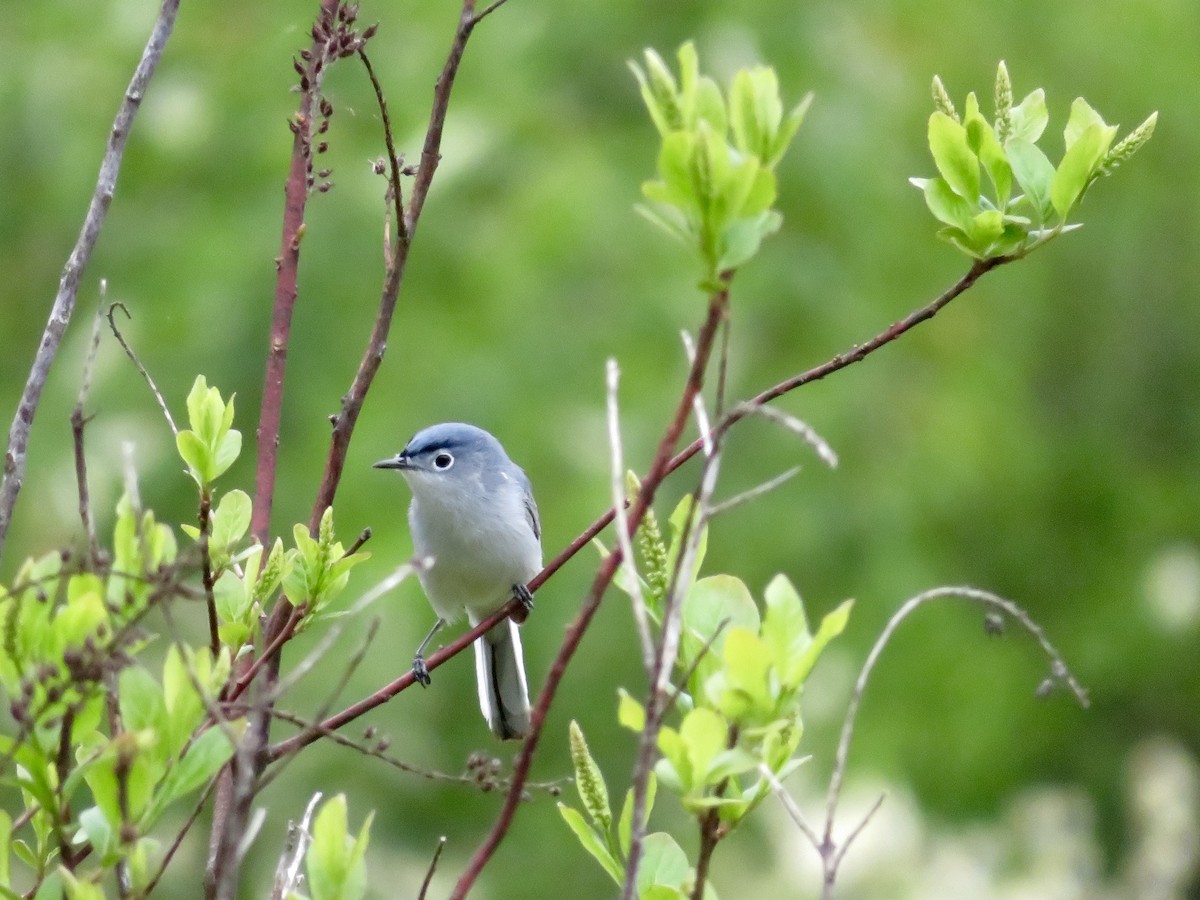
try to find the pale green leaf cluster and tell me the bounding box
[631,42,810,284]
[292,794,373,900]
[0,369,377,894]
[913,62,1157,259]
[282,507,369,625]
[622,575,850,823]
[176,376,242,489]
[581,494,850,887]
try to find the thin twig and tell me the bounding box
[606,359,655,675]
[358,49,407,248]
[106,301,177,434]
[142,776,219,895]
[740,403,838,469]
[419,836,448,900]
[817,585,1088,897]
[71,284,107,560]
[271,792,323,900]
[0,0,181,563]
[706,466,803,519]
[624,334,728,900]
[758,763,822,849]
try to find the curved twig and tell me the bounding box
[0,0,182,563]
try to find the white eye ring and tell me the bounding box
[433,452,454,470]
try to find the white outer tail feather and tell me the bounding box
[473,619,532,740]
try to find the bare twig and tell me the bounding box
[606,359,655,674]
[706,466,803,519]
[358,49,407,248]
[71,284,108,560]
[0,0,181,563]
[143,776,220,896]
[740,403,838,469]
[106,301,177,434]
[419,836,448,900]
[814,585,1088,898]
[624,339,727,900]
[197,492,220,658]
[271,792,322,900]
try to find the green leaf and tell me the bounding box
[928,111,980,202]
[1008,89,1048,143]
[719,209,781,272]
[783,599,853,687]
[0,809,10,887]
[680,575,758,694]
[617,772,656,859]
[211,490,251,554]
[769,92,812,168]
[618,689,647,733]
[77,806,116,864]
[1063,97,1110,151]
[965,112,1012,207]
[558,804,623,884]
[211,430,242,481]
[637,832,690,895]
[678,707,729,787]
[143,724,238,827]
[1006,138,1056,223]
[118,667,166,740]
[308,794,369,900]
[920,176,975,230]
[715,627,773,719]
[176,431,210,485]
[1050,122,1111,218]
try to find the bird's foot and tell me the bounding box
[412,655,432,687]
[511,583,535,623]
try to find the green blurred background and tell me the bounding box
[3,0,1197,896]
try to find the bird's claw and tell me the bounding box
[412,656,432,687]
[513,583,534,613]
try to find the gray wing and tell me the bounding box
[522,485,541,541]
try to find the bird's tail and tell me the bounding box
[473,619,532,740]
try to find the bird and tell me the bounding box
[374,423,540,740]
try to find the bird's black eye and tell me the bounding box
[433,452,454,470]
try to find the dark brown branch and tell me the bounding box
[0,0,181,563]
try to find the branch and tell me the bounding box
[251,0,342,545]
[452,280,732,899]
[814,585,1088,897]
[0,0,181,564]
[305,0,490,536]
[71,286,107,562]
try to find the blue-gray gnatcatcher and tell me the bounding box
[374,423,540,740]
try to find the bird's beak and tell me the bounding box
[373,453,411,470]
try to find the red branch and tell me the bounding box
[450,283,732,898]
[250,0,342,547]
[266,257,1012,772]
